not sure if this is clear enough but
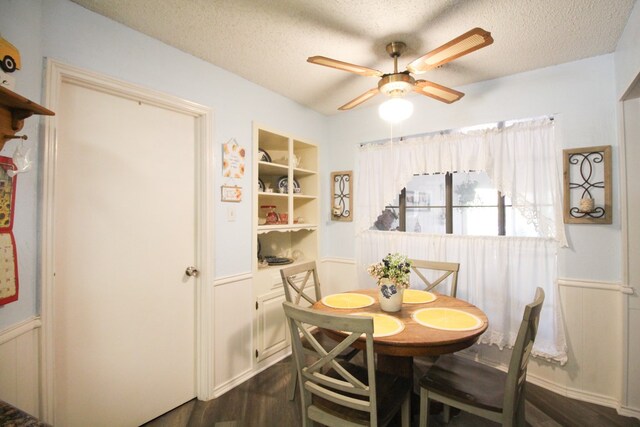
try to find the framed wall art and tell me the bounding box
[563,145,612,224]
[221,185,242,202]
[331,170,352,222]
[222,138,246,179]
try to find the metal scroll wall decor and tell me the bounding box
[331,171,353,221]
[563,145,612,224]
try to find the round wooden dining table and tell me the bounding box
[312,288,488,378]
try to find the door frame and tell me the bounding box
[39,59,215,423]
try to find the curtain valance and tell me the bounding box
[355,118,566,246]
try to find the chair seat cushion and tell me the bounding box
[312,362,410,425]
[419,354,506,413]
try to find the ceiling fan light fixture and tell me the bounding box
[378,73,415,97]
[378,97,414,123]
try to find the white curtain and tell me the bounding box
[354,118,568,363]
[356,231,566,363]
[355,118,566,246]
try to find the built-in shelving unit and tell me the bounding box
[252,123,319,364]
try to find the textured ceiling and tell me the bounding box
[70,0,636,115]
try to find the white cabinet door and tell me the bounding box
[255,289,290,363]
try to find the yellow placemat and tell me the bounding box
[353,312,405,337]
[413,308,483,331]
[322,293,374,309]
[403,289,437,304]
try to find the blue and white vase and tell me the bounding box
[378,279,403,312]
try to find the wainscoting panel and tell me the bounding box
[0,317,41,417]
[472,280,624,410]
[320,257,357,295]
[213,274,253,394]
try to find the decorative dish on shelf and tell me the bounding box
[258,148,271,163]
[263,256,293,266]
[258,178,265,192]
[277,176,300,193]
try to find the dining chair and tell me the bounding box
[280,261,359,401]
[418,287,545,427]
[408,259,460,297]
[283,301,411,427]
[410,259,461,386]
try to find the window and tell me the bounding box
[376,171,538,237]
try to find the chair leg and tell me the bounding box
[401,392,411,427]
[288,359,298,401]
[419,388,429,427]
[515,395,526,426]
[442,404,450,423]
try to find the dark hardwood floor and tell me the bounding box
[143,356,640,427]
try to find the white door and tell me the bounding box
[52,81,198,426]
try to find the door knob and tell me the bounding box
[185,266,199,277]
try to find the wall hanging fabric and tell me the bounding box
[0,156,18,305]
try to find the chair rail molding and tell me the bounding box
[320,257,356,265]
[0,316,41,345]
[557,278,633,294]
[213,272,253,287]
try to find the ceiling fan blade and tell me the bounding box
[308,56,383,77]
[414,80,464,104]
[407,28,493,74]
[338,88,380,110]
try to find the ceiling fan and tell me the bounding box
[307,28,493,111]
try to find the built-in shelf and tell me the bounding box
[257,224,317,234]
[252,124,319,367]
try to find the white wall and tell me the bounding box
[0,0,327,331]
[324,54,621,283]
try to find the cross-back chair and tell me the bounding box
[409,259,460,297]
[410,259,461,384]
[280,261,359,400]
[418,287,545,427]
[280,261,322,307]
[283,302,411,427]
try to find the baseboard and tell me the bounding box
[525,372,621,409]
[618,406,640,420]
[212,351,290,398]
[460,345,625,414]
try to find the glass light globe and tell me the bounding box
[378,98,414,123]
